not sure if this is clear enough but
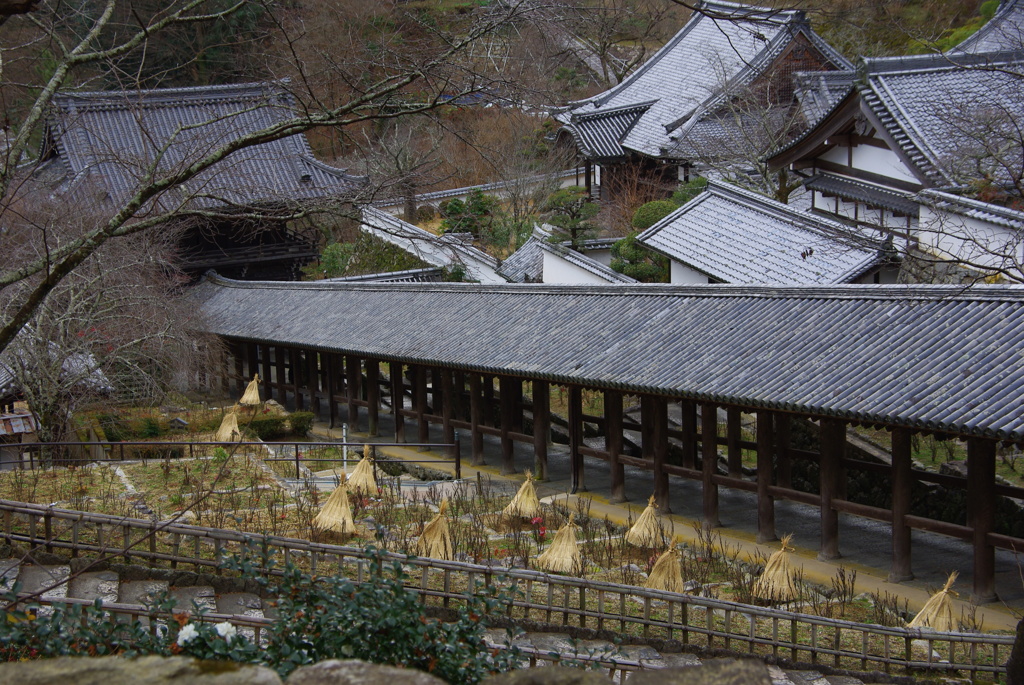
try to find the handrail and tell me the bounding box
[0,499,1012,679]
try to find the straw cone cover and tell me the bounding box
[908,572,959,632]
[645,547,684,593]
[239,374,262,406]
[215,412,242,443]
[313,474,355,535]
[753,534,798,602]
[348,447,377,494]
[625,495,663,547]
[536,514,581,574]
[503,470,541,519]
[417,499,453,560]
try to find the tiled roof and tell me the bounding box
[45,82,366,209]
[195,274,1024,442]
[538,241,636,283]
[498,236,545,283]
[858,51,1024,187]
[637,181,883,284]
[793,70,855,124]
[562,102,654,160]
[324,267,446,283]
[918,189,1024,230]
[955,0,1024,53]
[805,174,919,215]
[557,1,849,160]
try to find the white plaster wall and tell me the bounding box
[583,248,613,266]
[850,146,920,185]
[670,260,712,284]
[542,250,612,284]
[819,146,849,166]
[917,206,1022,273]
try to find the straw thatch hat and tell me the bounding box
[214,411,242,443]
[536,513,582,574]
[239,374,262,406]
[908,572,959,632]
[347,445,377,494]
[417,499,453,560]
[753,534,798,602]
[313,473,355,536]
[502,470,542,519]
[625,495,663,547]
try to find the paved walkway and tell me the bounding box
[309,417,1024,633]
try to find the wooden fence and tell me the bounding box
[0,499,1013,681]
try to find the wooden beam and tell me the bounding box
[702,403,720,529]
[414,365,429,444]
[366,360,380,437]
[499,376,516,475]
[889,428,913,582]
[275,345,287,406]
[681,400,697,469]
[775,414,792,489]
[533,380,550,480]
[818,419,844,560]
[756,411,776,543]
[326,353,338,429]
[346,355,360,431]
[569,386,584,493]
[469,374,484,465]
[306,350,320,416]
[606,390,624,503]
[441,369,454,448]
[261,345,272,401]
[390,362,405,443]
[968,437,998,604]
[291,349,303,411]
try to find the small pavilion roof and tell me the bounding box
[195,274,1024,442]
[44,82,366,210]
[638,181,884,284]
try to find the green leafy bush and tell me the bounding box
[611,231,670,283]
[631,199,678,231]
[288,411,315,436]
[242,415,288,440]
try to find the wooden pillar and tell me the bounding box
[366,360,380,437]
[453,371,466,421]
[726,407,742,477]
[681,400,697,469]
[326,353,338,429]
[291,349,303,411]
[346,355,360,431]
[652,396,669,511]
[511,379,524,434]
[233,344,245,397]
[307,350,320,416]
[469,374,484,465]
[702,403,720,529]
[889,428,914,582]
[775,414,792,489]
[441,369,454,448]
[431,367,442,417]
[756,410,776,543]
[245,342,258,386]
[569,386,584,493]
[640,396,654,462]
[414,365,429,443]
[499,376,516,475]
[390,362,405,443]
[818,419,844,561]
[261,345,272,401]
[606,390,624,503]
[532,380,550,480]
[483,376,495,426]
[968,437,997,604]
[275,345,287,405]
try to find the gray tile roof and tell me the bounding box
[538,241,636,283]
[45,82,366,209]
[805,174,919,215]
[498,236,545,283]
[767,51,1024,189]
[194,273,1024,442]
[557,1,850,160]
[324,267,446,283]
[918,189,1024,230]
[955,0,1024,53]
[637,181,883,284]
[793,70,855,124]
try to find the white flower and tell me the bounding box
[177,623,199,646]
[215,621,237,642]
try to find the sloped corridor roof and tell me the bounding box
[195,274,1024,442]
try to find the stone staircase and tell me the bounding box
[2,560,913,684]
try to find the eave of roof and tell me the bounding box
[194,273,1024,442]
[805,174,920,215]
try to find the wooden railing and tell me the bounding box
[0,500,1012,681]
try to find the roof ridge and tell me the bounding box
[201,271,1024,302]
[573,100,657,122]
[859,49,1024,77]
[52,81,292,110]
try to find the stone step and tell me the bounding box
[17,565,70,600]
[170,585,217,615]
[118,579,170,606]
[67,570,119,604]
